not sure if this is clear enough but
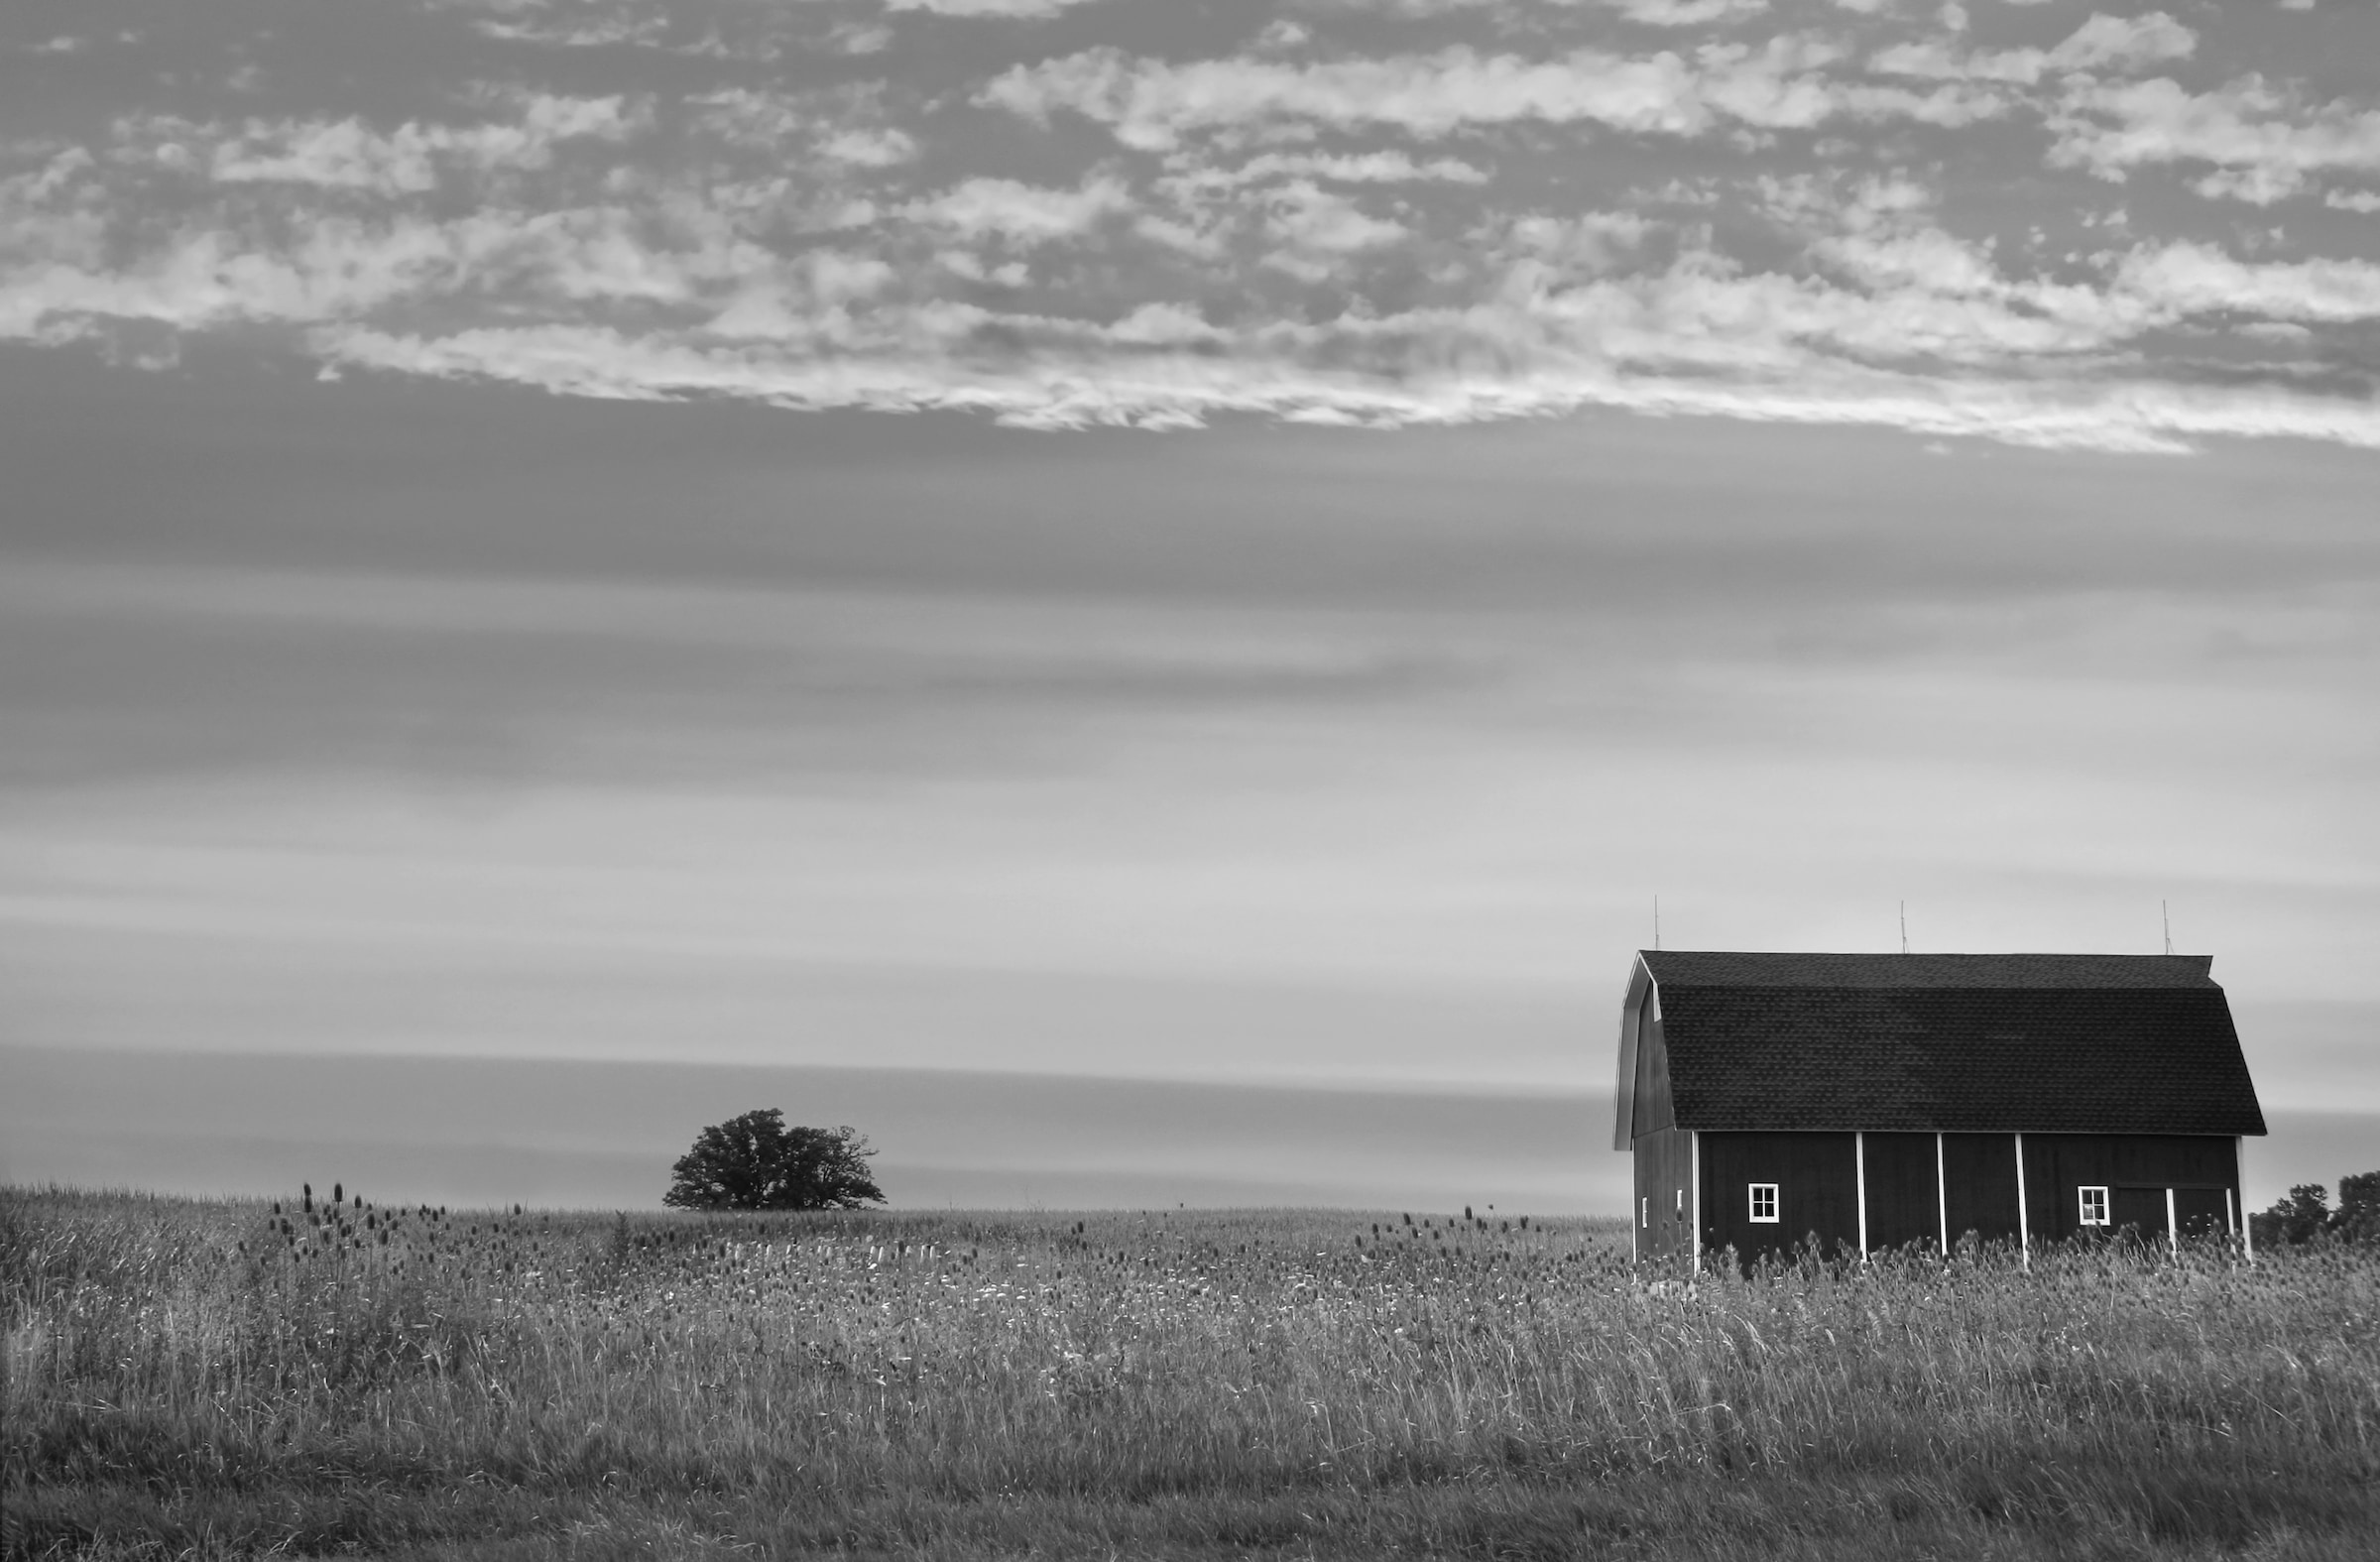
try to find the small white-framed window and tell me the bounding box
[1640,1197,1648,1229]
[2079,1186,2110,1227]
[1675,1189,1683,1213]
[1749,1183,1779,1223]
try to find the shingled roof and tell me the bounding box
[1634,951,2266,1136]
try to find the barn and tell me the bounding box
[1613,951,2267,1268]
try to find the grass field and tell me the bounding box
[5,1186,2377,1560]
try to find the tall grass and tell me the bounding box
[5,1186,2376,1559]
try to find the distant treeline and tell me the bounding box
[2254,1169,2379,1248]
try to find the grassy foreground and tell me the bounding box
[5,1187,2377,1560]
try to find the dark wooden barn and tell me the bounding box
[1613,951,2267,1267]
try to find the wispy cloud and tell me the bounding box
[1869,11,2196,87]
[198,95,643,193]
[2,0,2376,450]
[884,0,1112,16]
[979,40,2008,150]
[1607,0,1772,28]
[2049,73,2380,204]
[906,175,1137,244]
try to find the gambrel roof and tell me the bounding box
[1613,951,2266,1144]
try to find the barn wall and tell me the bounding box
[1700,1132,1858,1266]
[1942,1133,2023,1248]
[1641,1129,2247,1265]
[1862,1132,1940,1251]
[1632,1009,1675,1137]
[1630,1127,1696,1262]
[2021,1135,2240,1244]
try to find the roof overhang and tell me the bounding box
[1611,953,1654,1151]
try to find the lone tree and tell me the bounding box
[663,1110,886,1211]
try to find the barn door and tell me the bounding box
[2173,1187,2230,1239]
[2111,1186,2168,1243]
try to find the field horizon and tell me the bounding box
[7,1045,2373,1220]
[0,1044,1611,1215]
[10,1182,2379,1561]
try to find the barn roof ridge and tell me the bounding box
[1636,950,2219,991]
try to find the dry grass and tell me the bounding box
[5,1185,2377,1559]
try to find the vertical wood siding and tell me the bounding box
[2020,1135,2240,1243]
[1630,1127,1696,1262]
[1860,1132,1941,1251]
[2174,1187,2230,1238]
[1632,1009,1675,1136]
[1632,1130,2246,1268]
[1941,1133,2023,1248]
[1700,1133,1858,1266]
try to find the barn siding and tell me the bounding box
[1630,1127,1696,1262]
[1861,1132,1940,1251]
[1942,1133,2023,1248]
[1632,1009,1676,1136]
[1701,1132,1858,1265]
[2174,1186,2231,1238]
[2021,1134,2240,1243]
[1634,1129,2245,1268]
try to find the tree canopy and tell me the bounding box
[2253,1170,2379,1248]
[662,1110,886,1212]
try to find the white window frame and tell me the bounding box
[2079,1185,2110,1227]
[1640,1196,1648,1230]
[1748,1183,1779,1223]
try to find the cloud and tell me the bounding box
[1607,0,1771,25]
[24,96,2371,434]
[1260,182,1412,277]
[1159,150,1490,193]
[474,12,667,49]
[979,41,2006,151]
[254,185,2375,447]
[2115,242,2380,323]
[100,95,648,200]
[1868,11,2195,88]
[883,0,1110,15]
[4,0,2379,457]
[1495,210,1656,280]
[820,127,920,168]
[2047,12,2197,73]
[979,47,1696,148]
[297,306,2380,454]
[209,100,638,193]
[0,204,759,343]
[906,176,1135,243]
[2050,74,2380,203]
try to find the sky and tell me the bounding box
[2,0,2376,1213]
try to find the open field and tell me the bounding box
[6,1187,2378,1560]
